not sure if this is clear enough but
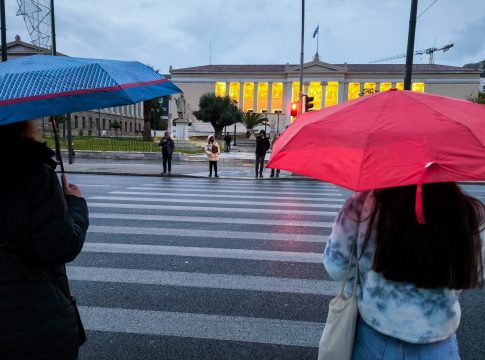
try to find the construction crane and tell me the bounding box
[370,43,454,64]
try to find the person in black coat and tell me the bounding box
[0,121,89,360]
[159,131,175,176]
[255,130,271,178]
[224,133,232,152]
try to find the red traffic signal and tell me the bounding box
[291,102,298,117]
[304,96,314,112]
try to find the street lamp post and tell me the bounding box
[262,109,268,135]
[232,100,238,146]
[275,110,282,133]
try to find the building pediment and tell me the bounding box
[289,60,345,73]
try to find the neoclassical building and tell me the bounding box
[170,57,480,134]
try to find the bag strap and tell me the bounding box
[338,212,360,298]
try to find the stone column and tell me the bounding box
[338,82,345,104]
[253,82,258,112]
[321,81,327,108]
[239,83,244,109]
[285,81,292,126]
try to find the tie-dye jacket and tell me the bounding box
[323,190,474,344]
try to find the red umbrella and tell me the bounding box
[268,90,485,223]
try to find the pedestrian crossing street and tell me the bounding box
[68,178,485,359]
[70,176,346,359]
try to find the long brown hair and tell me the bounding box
[365,183,484,289]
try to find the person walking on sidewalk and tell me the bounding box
[224,133,232,152]
[323,185,484,359]
[270,132,281,178]
[205,135,220,177]
[0,121,89,360]
[255,130,270,178]
[159,131,175,176]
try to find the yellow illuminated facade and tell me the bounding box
[363,82,376,96]
[257,82,269,112]
[272,82,283,112]
[215,82,226,97]
[396,82,404,90]
[325,81,339,107]
[412,82,425,92]
[243,82,254,112]
[229,82,240,103]
[348,83,360,100]
[308,82,323,110]
[380,82,392,92]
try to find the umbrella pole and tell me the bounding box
[50,116,65,173]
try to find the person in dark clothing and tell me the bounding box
[159,131,175,176]
[224,134,232,152]
[270,132,281,178]
[255,130,271,178]
[0,121,89,360]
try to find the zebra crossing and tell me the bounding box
[70,175,347,359]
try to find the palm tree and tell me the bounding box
[241,111,265,130]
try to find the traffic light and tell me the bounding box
[290,102,298,117]
[304,96,314,112]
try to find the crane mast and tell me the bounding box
[370,43,454,64]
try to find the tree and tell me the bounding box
[241,111,265,130]
[193,93,240,138]
[110,120,121,137]
[469,91,485,105]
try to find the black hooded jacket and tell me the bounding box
[0,139,89,359]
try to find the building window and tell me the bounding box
[412,82,425,92]
[292,82,299,102]
[363,82,376,96]
[380,82,392,92]
[396,82,404,90]
[82,116,86,129]
[308,82,323,110]
[325,81,339,107]
[125,121,128,132]
[96,118,100,132]
[348,83,360,100]
[271,82,283,112]
[229,82,240,103]
[257,82,268,113]
[102,118,106,130]
[130,122,133,132]
[89,117,93,129]
[243,82,254,112]
[74,115,78,129]
[215,82,226,97]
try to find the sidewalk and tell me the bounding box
[62,151,298,180]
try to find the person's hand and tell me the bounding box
[61,174,82,197]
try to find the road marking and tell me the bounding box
[68,266,337,295]
[88,225,327,243]
[88,202,339,216]
[79,306,324,347]
[143,180,338,190]
[110,191,343,201]
[89,196,343,209]
[138,184,341,195]
[89,212,334,228]
[82,242,325,263]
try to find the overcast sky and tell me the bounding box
[6,0,485,73]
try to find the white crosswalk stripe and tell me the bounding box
[73,178,345,357]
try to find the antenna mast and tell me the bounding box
[16,0,53,51]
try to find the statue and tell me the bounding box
[175,93,187,119]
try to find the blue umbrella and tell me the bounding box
[0,54,182,125]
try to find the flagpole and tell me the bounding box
[317,28,319,54]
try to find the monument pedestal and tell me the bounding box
[174,118,190,140]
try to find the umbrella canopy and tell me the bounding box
[268,89,485,191]
[0,54,182,125]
